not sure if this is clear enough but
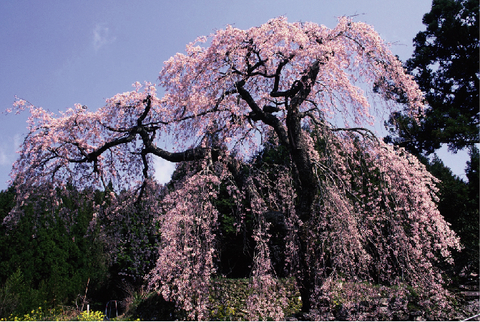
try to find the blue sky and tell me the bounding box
[0,0,469,190]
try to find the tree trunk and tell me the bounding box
[286,109,319,313]
[291,152,317,313]
[277,61,322,314]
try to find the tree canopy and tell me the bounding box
[385,0,479,154]
[6,17,461,319]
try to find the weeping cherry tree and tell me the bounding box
[6,17,460,319]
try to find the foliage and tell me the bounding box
[307,278,463,320]
[5,16,461,319]
[209,278,300,321]
[146,171,221,320]
[1,307,107,321]
[384,0,479,296]
[419,148,479,276]
[126,276,470,320]
[126,291,177,321]
[0,187,110,319]
[98,183,163,279]
[0,269,29,318]
[385,0,479,154]
[124,278,300,321]
[0,184,163,319]
[1,306,51,321]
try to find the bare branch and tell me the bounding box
[331,126,379,141]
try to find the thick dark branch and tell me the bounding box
[138,95,152,125]
[244,42,268,76]
[53,131,137,165]
[85,132,137,163]
[101,123,132,133]
[270,58,322,102]
[270,54,295,97]
[290,60,321,109]
[284,60,323,220]
[144,142,211,162]
[141,150,149,178]
[135,124,211,162]
[136,151,151,205]
[235,81,290,146]
[247,58,268,75]
[263,105,281,113]
[270,80,303,98]
[61,124,212,170]
[235,82,262,115]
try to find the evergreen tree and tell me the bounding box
[418,151,479,277]
[386,0,479,154]
[0,187,108,318]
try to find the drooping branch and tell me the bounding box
[331,127,379,141]
[32,106,215,190]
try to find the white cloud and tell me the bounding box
[0,135,21,166]
[153,157,176,184]
[13,133,22,151]
[0,147,8,166]
[93,23,115,52]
